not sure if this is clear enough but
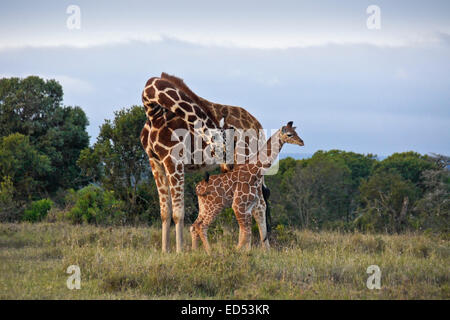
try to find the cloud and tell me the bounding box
[0,33,448,155]
[394,68,408,80]
[51,75,94,94]
[1,0,450,51]
[436,32,450,45]
[0,31,447,52]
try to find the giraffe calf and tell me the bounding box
[190,165,263,254]
[190,121,304,254]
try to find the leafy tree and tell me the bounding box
[373,151,436,188]
[286,158,352,229]
[413,154,449,233]
[0,76,63,139]
[264,157,298,225]
[39,106,90,190]
[0,133,52,201]
[356,171,420,233]
[77,106,150,222]
[309,150,376,187]
[0,76,89,192]
[266,151,375,228]
[0,176,16,221]
[301,150,377,221]
[77,147,103,184]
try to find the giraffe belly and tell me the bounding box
[184,163,219,173]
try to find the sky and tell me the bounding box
[0,0,449,157]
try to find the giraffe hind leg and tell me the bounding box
[190,220,202,251]
[233,203,252,251]
[198,226,211,255]
[252,197,270,250]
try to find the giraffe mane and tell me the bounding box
[160,72,220,126]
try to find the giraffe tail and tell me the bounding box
[262,184,272,235]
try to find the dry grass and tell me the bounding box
[0,222,448,299]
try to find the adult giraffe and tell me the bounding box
[141,73,269,252]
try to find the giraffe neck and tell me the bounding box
[253,129,283,170]
[144,103,163,123]
[198,98,227,124]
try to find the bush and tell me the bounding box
[134,182,160,224]
[65,185,126,225]
[23,199,53,222]
[272,224,297,246]
[0,176,20,222]
[356,171,420,233]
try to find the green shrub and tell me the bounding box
[65,185,126,225]
[23,199,53,222]
[272,224,297,246]
[0,176,18,222]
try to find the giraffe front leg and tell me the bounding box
[252,197,270,250]
[233,203,252,251]
[165,161,185,253]
[198,225,212,255]
[161,197,172,253]
[150,159,172,253]
[190,222,200,251]
[171,194,185,254]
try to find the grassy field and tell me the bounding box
[0,222,448,299]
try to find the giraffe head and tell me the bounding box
[280,121,304,146]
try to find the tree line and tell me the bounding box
[0,76,448,234]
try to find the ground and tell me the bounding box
[0,222,448,299]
